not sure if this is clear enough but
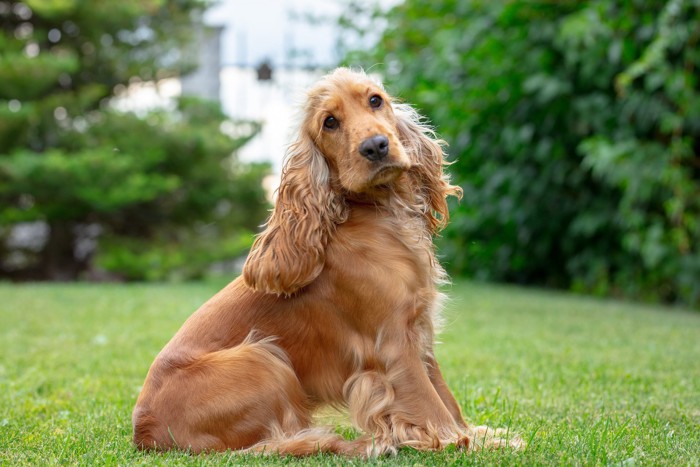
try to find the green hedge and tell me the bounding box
[344,0,700,307]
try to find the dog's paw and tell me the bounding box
[466,425,525,451]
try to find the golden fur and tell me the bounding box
[132,68,523,456]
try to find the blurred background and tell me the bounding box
[1,0,698,309]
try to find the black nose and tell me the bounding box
[359,135,389,162]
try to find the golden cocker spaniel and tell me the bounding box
[132,68,522,456]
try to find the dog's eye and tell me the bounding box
[369,95,383,109]
[323,116,339,130]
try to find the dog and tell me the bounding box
[132,68,522,456]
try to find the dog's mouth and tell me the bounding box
[370,163,409,186]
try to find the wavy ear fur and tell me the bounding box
[393,103,463,233]
[243,131,347,296]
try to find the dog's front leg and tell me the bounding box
[344,351,469,455]
[425,353,468,429]
[388,353,471,449]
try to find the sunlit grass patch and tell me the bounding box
[1,280,698,464]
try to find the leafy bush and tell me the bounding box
[0,1,269,280]
[343,0,700,307]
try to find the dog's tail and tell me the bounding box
[243,425,397,457]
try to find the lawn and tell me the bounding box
[1,279,698,465]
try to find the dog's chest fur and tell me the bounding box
[320,204,439,351]
[332,205,432,298]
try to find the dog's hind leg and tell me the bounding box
[132,336,312,453]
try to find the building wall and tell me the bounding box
[220,66,325,174]
[180,25,223,102]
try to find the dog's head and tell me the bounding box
[243,68,461,295]
[303,68,411,193]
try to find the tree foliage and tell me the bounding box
[0,0,269,280]
[344,0,700,307]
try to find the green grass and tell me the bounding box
[1,280,698,465]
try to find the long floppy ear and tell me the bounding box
[242,131,347,296]
[393,102,463,233]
